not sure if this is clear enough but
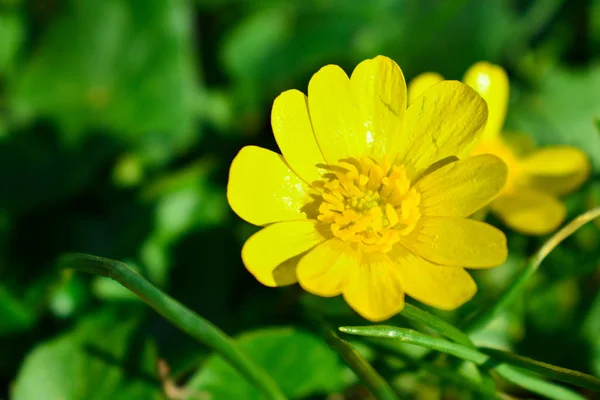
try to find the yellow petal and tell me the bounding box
[227,146,312,226]
[402,217,507,268]
[307,64,364,164]
[490,189,566,235]
[242,220,328,287]
[401,81,488,179]
[390,246,477,310]
[463,61,509,141]
[297,238,359,297]
[416,154,507,217]
[350,55,407,161]
[407,72,444,104]
[272,89,328,184]
[343,253,405,322]
[520,146,590,196]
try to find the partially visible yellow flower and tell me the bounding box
[228,56,508,322]
[409,62,590,235]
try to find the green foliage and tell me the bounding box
[2,0,600,399]
[12,309,162,400]
[9,0,200,163]
[187,327,348,399]
[508,65,600,171]
[0,286,36,335]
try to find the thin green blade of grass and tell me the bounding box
[399,303,474,348]
[481,347,600,392]
[303,312,400,400]
[398,303,498,393]
[340,326,592,400]
[58,253,287,400]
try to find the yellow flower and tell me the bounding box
[228,56,508,322]
[408,63,590,236]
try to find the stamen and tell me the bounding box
[317,156,421,253]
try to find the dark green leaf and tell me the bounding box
[0,285,36,336]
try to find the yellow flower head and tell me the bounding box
[409,62,591,236]
[228,56,508,322]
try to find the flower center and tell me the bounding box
[317,156,421,253]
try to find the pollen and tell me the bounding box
[317,156,421,252]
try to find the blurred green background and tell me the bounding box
[1,0,600,399]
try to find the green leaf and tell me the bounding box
[186,327,348,400]
[0,285,36,336]
[340,326,592,399]
[10,0,200,162]
[0,11,24,75]
[398,303,473,348]
[508,64,600,172]
[12,308,162,400]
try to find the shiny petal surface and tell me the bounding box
[343,253,405,322]
[242,220,328,287]
[463,61,509,140]
[350,55,407,161]
[416,154,507,217]
[297,238,359,297]
[308,64,364,163]
[390,246,477,310]
[490,189,566,235]
[227,146,312,226]
[272,89,328,184]
[400,81,488,179]
[520,146,590,196]
[407,72,444,104]
[402,217,507,268]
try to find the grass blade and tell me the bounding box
[340,326,587,400]
[306,314,400,400]
[481,347,600,392]
[369,340,500,398]
[399,303,474,348]
[398,304,497,393]
[58,253,286,400]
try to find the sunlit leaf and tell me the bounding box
[186,327,348,400]
[508,65,600,172]
[9,0,201,164]
[12,308,162,400]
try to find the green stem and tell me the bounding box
[463,207,600,333]
[307,314,399,400]
[59,253,286,400]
